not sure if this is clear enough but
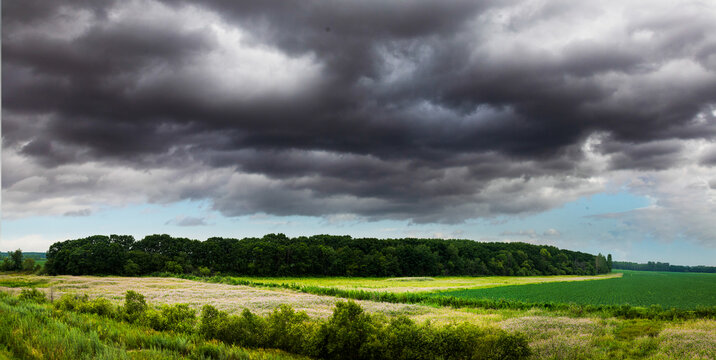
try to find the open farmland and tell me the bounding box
[435,270,716,309]
[2,273,716,359]
[226,273,622,293]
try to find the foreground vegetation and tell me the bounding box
[2,274,715,359]
[45,234,611,277]
[0,290,530,360]
[0,291,304,360]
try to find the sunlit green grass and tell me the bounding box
[0,278,49,288]
[226,273,621,293]
[0,293,306,360]
[434,270,716,309]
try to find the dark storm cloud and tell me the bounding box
[3,0,716,222]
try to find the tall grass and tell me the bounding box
[1,290,532,360]
[0,292,304,360]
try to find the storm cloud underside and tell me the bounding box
[3,0,716,244]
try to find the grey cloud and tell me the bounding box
[63,209,92,217]
[166,216,209,227]
[599,139,685,171]
[701,147,716,166]
[3,0,716,223]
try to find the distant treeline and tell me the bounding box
[45,234,611,277]
[612,261,716,273]
[0,252,46,260]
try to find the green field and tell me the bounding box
[227,273,621,293]
[434,270,716,309]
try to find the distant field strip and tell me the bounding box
[227,273,622,293]
[435,271,716,309]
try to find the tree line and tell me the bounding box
[44,234,612,277]
[0,250,41,272]
[612,261,716,273]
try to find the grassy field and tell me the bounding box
[0,292,304,360]
[226,273,622,293]
[2,272,716,359]
[435,270,716,309]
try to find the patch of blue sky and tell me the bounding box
[2,191,714,266]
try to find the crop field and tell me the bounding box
[227,273,622,293]
[2,272,716,359]
[435,270,716,309]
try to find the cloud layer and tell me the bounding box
[3,0,716,243]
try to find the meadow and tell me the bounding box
[434,271,716,309]
[0,289,530,360]
[0,291,305,360]
[2,271,716,359]
[225,273,622,293]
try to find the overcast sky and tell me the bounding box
[2,0,716,265]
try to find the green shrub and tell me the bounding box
[614,320,662,340]
[164,261,183,274]
[198,304,227,340]
[80,297,117,317]
[198,266,211,277]
[54,294,118,318]
[312,301,378,360]
[233,308,269,348]
[123,290,147,323]
[371,316,430,360]
[160,304,197,333]
[18,288,46,303]
[266,304,314,354]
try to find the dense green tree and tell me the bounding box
[45,234,606,277]
[10,250,23,271]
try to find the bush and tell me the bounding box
[160,303,197,333]
[123,290,147,323]
[18,288,46,303]
[233,308,269,347]
[164,261,183,274]
[312,301,378,360]
[54,294,117,317]
[199,304,227,340]
[370,316,430,360]
[198,266,211,277]
[266,305,314,354]
[21,258,36,272]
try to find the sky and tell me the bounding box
[2,0,716,265]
